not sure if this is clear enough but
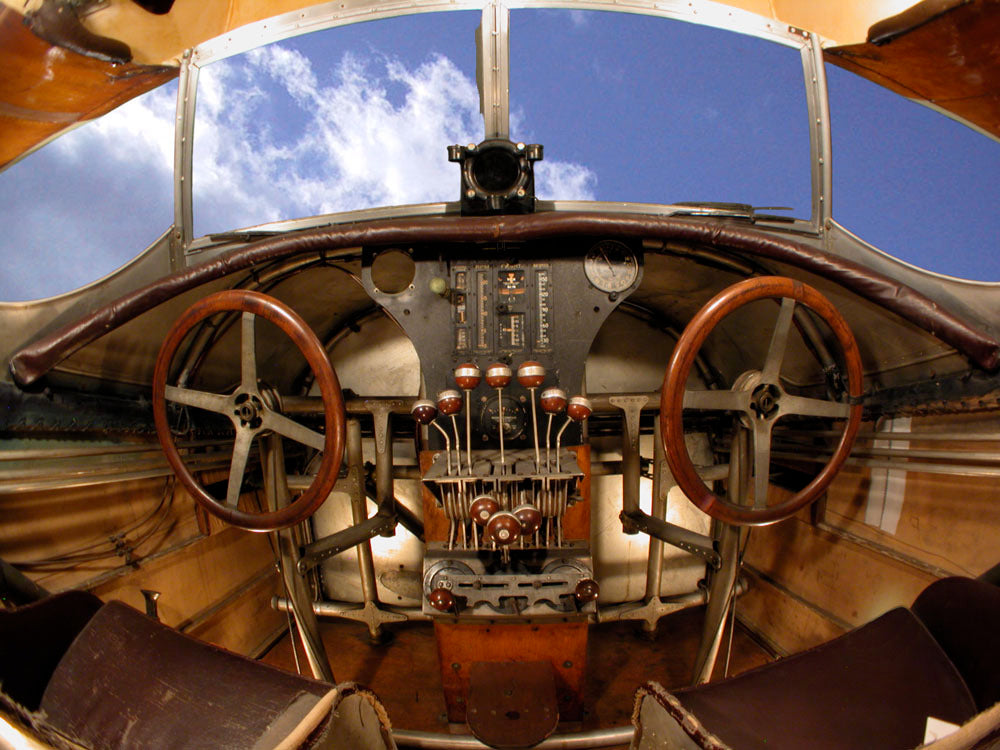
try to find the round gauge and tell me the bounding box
[479,395,526,441]
[584,240,639,293]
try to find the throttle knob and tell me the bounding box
[455,363,482,390]
[470,495,500,526]
[410,399,438,424]
[512,504,543,536]
[486,511,522,546]
[540,387,568,414]
[516,361,546,389]
[485,363,512,388]
[428,587,456,613]
[436,389,463,415]
[574,579,600,603]
[567,396,592,422]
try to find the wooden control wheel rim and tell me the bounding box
[660,276,863,526]
[152,290,346,532]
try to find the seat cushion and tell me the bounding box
[912,577,1000,712]
[671,607,976,750]
[39,600,337,749]
[0,590,102,711]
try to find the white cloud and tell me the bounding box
[0,43,598,300]
[193,45,597,233]
[536,161,597,200]
[52,85,176,174]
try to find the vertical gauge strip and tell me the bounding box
[497,265,528,353]
[476,268,492,352]
[453,266,470,352]
[535,265,552,352]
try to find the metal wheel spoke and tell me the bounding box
[683,389,746,412]
[751,419,773,509]
[226,428,254,508]
[762,297,796,384]
[781,394,851,418]
[241,312,258,393]
[164,385,231,415]
[262,410,326,452]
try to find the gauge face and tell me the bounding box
[479,395,526,441]
[584,240,639,293]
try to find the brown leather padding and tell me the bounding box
[671,607,976,750]
[9,213,1000,387]
[913,577,1000,713]
[40,600,335,749]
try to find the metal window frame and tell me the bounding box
[172,0,833,260]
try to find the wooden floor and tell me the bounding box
[260,605,772,741]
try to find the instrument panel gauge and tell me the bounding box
[584,240,638,293]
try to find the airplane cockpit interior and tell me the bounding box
[1,1,999,749]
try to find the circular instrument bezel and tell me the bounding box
[584,240,639,293]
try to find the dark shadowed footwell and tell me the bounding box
[260,606,772,744]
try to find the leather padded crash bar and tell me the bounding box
[9,212,1000,386]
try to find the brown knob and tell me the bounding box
[574,579,600,603]
[470,495,500,526]
[410,399,438,425]
[567,396,592,421]
[516,361,546,388]
[512,504,542,536]
[455,363,482,390]
[428,587,456,613]
[436,389,463,415]
[540,387,567,414]
[485,363,512,388]
[486,511,521,546]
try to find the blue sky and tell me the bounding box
[0,8,997,302]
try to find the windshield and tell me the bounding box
[0,81,176,302]
[511,9,812,213]
[827,63,1000,282]
[192,12,488,237]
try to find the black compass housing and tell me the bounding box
[448,138,543,215]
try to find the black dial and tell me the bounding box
[479,395,526,441]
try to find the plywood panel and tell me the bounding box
[744,504,936,628]
[89,524,274,631]
[0,8,176,169]
[0,477,202,593]
[186,568,286,656]
[823,413,1000,578]
[738,567,847,656]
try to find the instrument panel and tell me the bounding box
[361,239,643,449]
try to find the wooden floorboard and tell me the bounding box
[260,605,772,741]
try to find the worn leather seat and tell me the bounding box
[631,577,1000,750]
[0,591,395,750]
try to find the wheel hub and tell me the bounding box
[234,393,264,428]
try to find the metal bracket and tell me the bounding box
[611,394,650,535]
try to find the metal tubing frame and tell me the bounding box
[347,419,381,623]
[297,512,396,573]
[393,725,634,749]
[644,414,668,600]
[691,426,748,685]
[263,435,335,682]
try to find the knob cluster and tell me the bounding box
[470,494,543,547]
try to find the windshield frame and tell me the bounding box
[173,0,828,263]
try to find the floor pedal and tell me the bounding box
[466,661,559,748]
